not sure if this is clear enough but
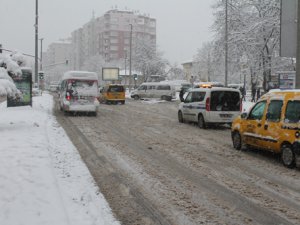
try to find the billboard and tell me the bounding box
[102,67,119,81]
[7,68,32,107]
[280,0,298,57]
[278,71,296,89]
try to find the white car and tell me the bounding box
[178,87,242,128]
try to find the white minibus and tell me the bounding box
[58,71,99,116]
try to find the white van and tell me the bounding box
[130,82,176,101]
[58,71,99,116]
[178,87,241,128]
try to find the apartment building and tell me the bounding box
[43,39,72,84]
[71,9,156,70]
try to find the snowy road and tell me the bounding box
[55,98,300,225]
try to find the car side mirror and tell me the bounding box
[241,112,248,119]
[266,112,270,119]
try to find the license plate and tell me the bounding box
[220,114,233,118]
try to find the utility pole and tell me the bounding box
[124,49,127,80]
[129,24,133,91]
[224,0,228,87]
[39,38,44,71]
[296,0,300,88]
[35,0,39,83]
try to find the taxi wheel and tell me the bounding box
[232,131,242,150]
[178,111,184,123]
[198,115,206,129]
[121,100,125,104]
[281,145,296,168]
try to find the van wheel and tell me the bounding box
[281,144,296,168]
[134,95,140,100]
[198,115,206,129]
[178,111,184,123]
[161,96,167,101]
[232,131,242,150]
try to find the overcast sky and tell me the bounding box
[0,0,215,64]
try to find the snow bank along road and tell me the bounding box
[55,98,300,225]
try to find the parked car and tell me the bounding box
[98,84,125,104]
[231,89,300,168]
[178,87,241,128]
[131,82,176,101]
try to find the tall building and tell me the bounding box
[71,9,156,69]
[43,39,72,84]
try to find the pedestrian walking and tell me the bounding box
[179,87,185,102]
[256,88,260,101]
[251,86,256,102]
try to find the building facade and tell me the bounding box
[43,39,72,85]
[71,9,156,70]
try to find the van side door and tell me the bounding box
[261,100,283,152]
[138,85,147,98]
[242,101,267,148]
[190,92,206,122]
[182,92,193,121]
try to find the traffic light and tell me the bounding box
[133,74,138,80]
[66,60,69,65]
[38,72,44,80]
[0,44,2,53]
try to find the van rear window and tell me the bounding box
[285,101,300,123]
[210,91,240,111]
[109,86,124,92]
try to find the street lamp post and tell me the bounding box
[35,0,39,83]
[39,38,44,71]
[224,0,228,87]
[124,49,127,85]
[129,24,133,91]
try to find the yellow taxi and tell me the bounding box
[231,90,300,168]
[99,84,125,104]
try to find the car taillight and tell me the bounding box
[66,95,71,101]
[206,97,210,111]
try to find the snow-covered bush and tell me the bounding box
[0,52,25,96]
[0,67,17,96]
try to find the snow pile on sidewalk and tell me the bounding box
[0,93,120,225]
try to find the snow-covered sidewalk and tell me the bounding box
[0,93,120,225]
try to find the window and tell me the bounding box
[138,85,146,91]
[185,93,193,103]
[110,45,118,51]
[148,86,156,90]
[110,39,118,44]
[210,91,240,111]
[266,100,283,122]
[248,101,267,120]
[285,101,300,123]
[108,86,124,92]
[157,85,170,90]
[192,92,205,102]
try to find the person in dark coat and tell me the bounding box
[256,88,261,101]
[179,87,185,102]
[251,86,256,102]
